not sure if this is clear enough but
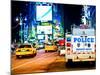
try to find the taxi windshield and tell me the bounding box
[19,45,31,48]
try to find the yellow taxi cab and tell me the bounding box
[16,44,37,58]
[45,42,58,52]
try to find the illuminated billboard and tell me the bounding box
[37,26,52,34]
[36,6,52,21]
[37,35,45,39]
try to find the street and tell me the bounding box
[10,1,96,75]
[11,49,95,75]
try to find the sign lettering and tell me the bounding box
[74,37,95,43]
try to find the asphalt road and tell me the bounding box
[11,49,95,75]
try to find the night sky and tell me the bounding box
[11,1,83,42]
[63,4,83,32]
[11,1,30,42]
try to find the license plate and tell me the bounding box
[21,49,25,52]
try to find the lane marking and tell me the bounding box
[12,51,55,66]
[12,52,57,70]
[12,52,56,70]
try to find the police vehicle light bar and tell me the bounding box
[66,43,71,47]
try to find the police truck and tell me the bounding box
[65,25,96,64]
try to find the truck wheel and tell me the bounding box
[65,59,73,67]
[89,61,96,66]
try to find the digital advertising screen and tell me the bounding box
[37,34,45,39]
[36,6,52,21]
[37,26,52,34]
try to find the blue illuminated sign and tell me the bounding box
[67,37,71,42]
[76,48,92,50]
[74,37,95,43]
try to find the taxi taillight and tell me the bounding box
[61,43,64,46]
[30,49,33,51]
[26,49,30,51]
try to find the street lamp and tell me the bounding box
[16,13,27,43]
[24,17,27,21]
[16,17,19,22]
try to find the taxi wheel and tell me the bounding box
[31,53,36,57]
[31,54,34,57]
[34,53,36,56]
[16,55,20,59]
[45,50,48,53]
